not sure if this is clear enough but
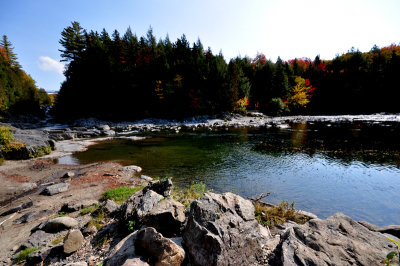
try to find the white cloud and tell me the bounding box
[38,56,65,75]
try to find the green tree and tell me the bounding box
[59,21,85,62]
[0,35,21,68]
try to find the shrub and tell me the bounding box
[171,182,207,207]
[268,98,287,116]
[0,126,13,145]
[254,200,309,227]
[101,185,144,204]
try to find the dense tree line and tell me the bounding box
[0,35,52,116]
[54,22,400,119]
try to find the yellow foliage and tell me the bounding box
[287,76,311,109]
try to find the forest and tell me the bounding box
[0,35,52,117]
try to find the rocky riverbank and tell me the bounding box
[1,115,400,265]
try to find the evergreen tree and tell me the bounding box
[59,21,85,62]
[0,35,21,68]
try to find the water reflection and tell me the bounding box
[68,122,400,226]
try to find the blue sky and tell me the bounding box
[1,0,400,92]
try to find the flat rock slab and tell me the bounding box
[41,183,70,196]
[14,209,52,224]
[22,230,54,249]
[280,213,394,265]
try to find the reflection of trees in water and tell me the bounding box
[253,122,400,168]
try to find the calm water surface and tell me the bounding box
[66,122,400,226]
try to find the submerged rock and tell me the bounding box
[279,213,394,265]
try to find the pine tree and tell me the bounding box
[59,21,85,62]
[0,35,21,68]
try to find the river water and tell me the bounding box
[64,121,400,226]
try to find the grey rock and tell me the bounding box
[376,225,400,239]
[63,171,75,178]
[104,231,142,266]
[103,130,116,136]
[41,182,69,196]
[122,258,149,266]
[65,262,88,266]
[358,220,378,231]
[119,190,163,223]
[27,246,53,265]
[43,217,78,233]
[0,201,32,216]
[119,165,142,173]
[103,199,120,214]
[143,179,173,197]
[76,214,92,229]
[140,175,153,181]
[143,198,185,237]
[135,227,185,266]
[14,209,51,224]
[83,225,98,236]
[63,229,84,254]
[22,230,54,249]
[280,213,394,266]
[183,192,273,266]
[61,199,98,212]
[21,182,37,192]
[98,124,111,131]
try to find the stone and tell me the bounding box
[279,213,394,265]
[83,225,98,236]
[98,124,111,131]
[183,192,272,266]
[0,201,33,216]
[76,214,92,229]
[61,199,99,212]
[104,231,142,266]
[14,209,51,224]
[43,217,78,233]
[21,182,37,192]
[143,198,185,237]
[143,179,173,197]
[22,230,54,249]
[27,246,54,264]
[119,165,142,173]
[103,130,116,136]
[376,225,400,239]
[134,227,185,266]
[65,262,88,266]
[122,258,149,266]
[140,175,153,181]
[103,199,120,214]
[63,171,75,178]
[119,190,163,223]
[63,229,84,254]
[41,182,69,196]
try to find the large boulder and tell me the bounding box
[104,231,145,266]
[63,229,84,254]
[119,190,163,223]
[183,192,273,266]
[135,227,185,266]
[142,198,185,237]
[143,179,173,197]
[279,213,394,265]
[42,217,78,233]
[41,183,69,196]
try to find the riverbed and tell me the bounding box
[57,120,400,226]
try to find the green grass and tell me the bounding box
[51,235,65,245]
[171,182,207,207]
[14,247,42,263]
[254,200,309,227]
[81,204,99,215]
[101,185,144,204]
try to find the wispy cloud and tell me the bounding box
[38,56,65,75]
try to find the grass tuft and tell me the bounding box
[101,185,144,204]
[254,200,309,227]
[171,182,207,207]
[14,247,42,263]
[81,204,99,215]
